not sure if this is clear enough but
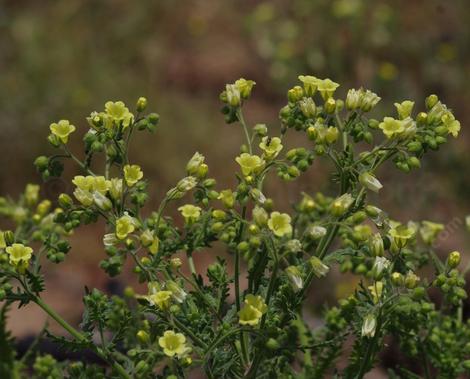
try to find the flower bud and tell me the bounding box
[330,193,354,217]
[93,191,112,211]
[58,193,73,209]
[34,156,49,171]
[425,94,438,110]
[253,123,268,137]
[136,330,150,344]
[369,233,384,256]
[447,251,461,268]
[391,272,404,286]
[324,98,336,114]
[287,86,304,103]
[308,225,327,240]
[170,257,182,270]
[404,271,419,289]
[3,231,14,246]
[394,100,414,120]
[299,98,316,118]
[252,206,268,226]
[286,266,303,292]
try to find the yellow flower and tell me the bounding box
[178,204,201,224]
[0,232,6,249]
[239,294,267,326]
[105,101,134,128]
[317,78,340,100]
[73,188,94,206]
[298,75,319,96]
[394,100,415,120]
[149,290,172,310]
[218,189,235,208]
[442,112,461,138]
[49,120,76,143]
[123,165,143,187]
[259,137,283,159]
[389,224,415,248]
[239,305,262,326]
[6,243,33,266]
[25,184,40,206]
[93,176,110,195]
[379,117,405,139]
[158,330,187,357]
[235,153,264,176]
[235,78,256,98]
[267,212,292,237]
[72,176,95,191]
[108,178,123,200]
[115,214,136,240]
[245,294,267,315]
[368,281,384,304]
[419,221,444,245]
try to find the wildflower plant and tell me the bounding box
[0,75,469,378]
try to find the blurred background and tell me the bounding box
[1,0,469,376]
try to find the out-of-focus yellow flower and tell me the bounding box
[149,290,172,310]
[25,184,40,206]
[218,189,235,208]
[368,281,384,304]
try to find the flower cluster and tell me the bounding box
[0,79,468,379]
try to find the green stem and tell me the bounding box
[33,297,131,379]
[237,109,252,154]
[172,316,208,349]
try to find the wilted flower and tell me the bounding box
[330,193,354,216]
[186,152,205,175]
[368,281,384,304]
[360,90,381,112]
[309,256,329,278]
[345,88,363,110]
[252,206,269,226]
[177,176,198,192]
[369,233,384,256]
[226,84,241,107]
[166,281,187,303]
[359,172,383,193]
[362,314,377,338]
[372,257,390,278]
[286,266,303,292]
[299,98,316,118]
